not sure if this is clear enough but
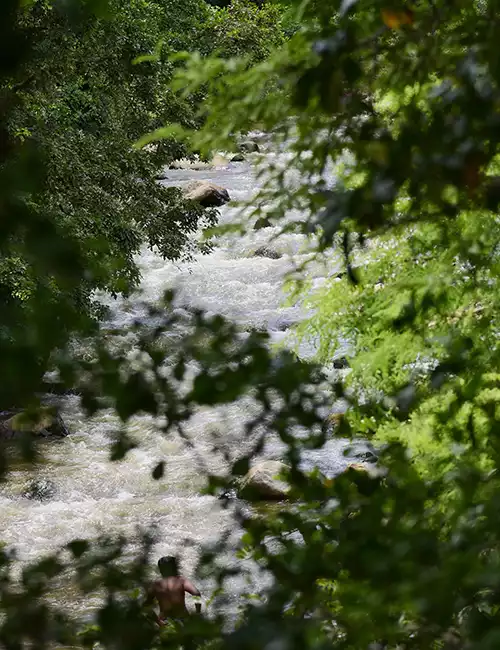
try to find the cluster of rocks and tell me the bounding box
[159,135,270,211]
[232,455,379,503]
[162,134,262,175]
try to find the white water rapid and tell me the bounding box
[0,149,354,618]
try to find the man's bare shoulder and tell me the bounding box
[151,576,184,590]
[150,578,168,592]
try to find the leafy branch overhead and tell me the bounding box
[171,0,500,242]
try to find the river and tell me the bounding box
[0,146,353,618]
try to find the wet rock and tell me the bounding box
[217,487,238,502]
[332,357,350,369]
[253,246,281,260]
[239,140,260,154]
[239,461,289,501]
[23,478,57,501]
[183,180,230,207]
[155,169,169,181]
[253,216,272,230]
[230,153,246,162]
[0,409,70,441]
[351,442,378,464]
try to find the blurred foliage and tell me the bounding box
[5,0,500,649]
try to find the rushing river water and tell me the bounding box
[0,148,354,618]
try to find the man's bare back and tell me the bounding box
[146,557,201,626]
[149,576,201,622]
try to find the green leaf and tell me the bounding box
[132,40,165,65]
[133,125,187,150]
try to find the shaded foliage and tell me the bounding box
[0,0,222,411]
[201,0,286,61]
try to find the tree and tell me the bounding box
[0,0,220,410]
[200,0,285,61]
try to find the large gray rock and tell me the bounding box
[0,409,70,441]
[183,180,230,207]
[239,461,289,501]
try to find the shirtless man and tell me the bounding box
[145,556,201,626]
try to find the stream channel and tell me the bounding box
[0,143,356,618]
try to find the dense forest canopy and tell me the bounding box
[2,0,500,649]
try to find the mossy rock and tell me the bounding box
[239,461,290,501]
[0,408,70,440]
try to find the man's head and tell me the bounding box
[158,555,179,577]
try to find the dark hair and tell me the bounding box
[158,556,179,577]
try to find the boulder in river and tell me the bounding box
[253,246,281,260]
[332,356,350,370]
[239,140,260,154]
[183,180,230,207]
[23,478,57,501]
[239,461,290,501]
[230,153,246,162]
[0,408,70,441]
[211,153,230,167]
